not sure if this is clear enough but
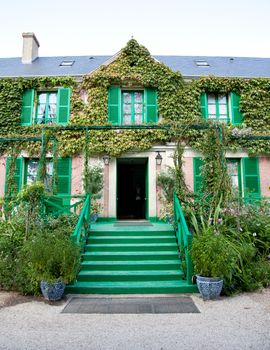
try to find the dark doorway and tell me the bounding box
[117,158,148,220]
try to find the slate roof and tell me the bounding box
[0,55,269,78]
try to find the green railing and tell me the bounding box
[70,193,91,246]
[43,195,86,216]
[173,192,193,284]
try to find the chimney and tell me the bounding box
[22,32,40,64]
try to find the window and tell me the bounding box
[195,60,209,67]
[193,157,260,200]
[5,157,71,197]
[36,92,57,124]
[59,60,74,67]
[226,159,242,196]
[21,88,71,126]
[122,91,144,125]
[25,159,53,192]
[200,92,243,125]
[108,86,158,125]
[207,94,228,121]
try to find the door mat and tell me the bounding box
[114,222,153,227]
[62,297,200,314]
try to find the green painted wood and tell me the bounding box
[77,270,184,282]
[21,89,34,126]
[83,251,179,261]
[67,220,197,295]
[193,157,204,193]
[108,86,120,124]
[80,260,181,271]
[88,235,176,244]
[200,92,208,119]
[66,280,198,294]
[145,88,158,123]
[56,88,71,125]
[5,157,23,194]
[56,158,71,197]
[230,92,243,125]
[242,157,261,200]
[85,243,178,252]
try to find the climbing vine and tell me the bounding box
[0,39,269,158]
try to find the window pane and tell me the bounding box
[27,161,38,185]
[41,162,53,192]
[231,175,239,189]
[218,95,227,104]
[38,93,47,103]
[123,114,131,125]
[219,104,227,115]
[49,93,57,104]
[124,104,131,113]
[123,93,131,103]
[208,94,215,104]
[134,114,143,124]
[227,162,238,175]
[134,104,143,113]
[37,104,46,124]
[134,92,143,103]
[208,105,216,115]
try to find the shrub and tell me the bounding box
[191,228,237,279]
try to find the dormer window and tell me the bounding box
[59,60,74,67]
[195,60,209,67]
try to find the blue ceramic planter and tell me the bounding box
[40,281,65,301]
[196,275,223,300]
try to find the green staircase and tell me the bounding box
[66,222,197,294]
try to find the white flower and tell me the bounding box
[252,232,257,237]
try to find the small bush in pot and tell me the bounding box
[191,228,237,299]
[24,232,80,301]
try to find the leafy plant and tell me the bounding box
[191,228,237,278]
[83,164,103,199]
[157,168,175,203]
[23,233,80,283]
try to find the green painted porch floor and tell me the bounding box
[66,222,198,295]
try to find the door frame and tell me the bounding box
[116,157,149,220]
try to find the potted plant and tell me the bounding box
[91,200,102,223]
[25,232,80,301]
[191,227,237,299]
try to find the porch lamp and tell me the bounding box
[155,151,163,166]
[103,155,111,165]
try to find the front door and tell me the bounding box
[117,158,148,220]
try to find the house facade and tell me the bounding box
[0,33,270,221]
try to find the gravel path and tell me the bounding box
[0,289,269,350]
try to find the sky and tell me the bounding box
[0,0,270,58]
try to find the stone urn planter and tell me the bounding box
[196,275,223,300]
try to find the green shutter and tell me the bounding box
[231,92,243,125]
[5,157,23,194]
[145,88,158,123]
[193,157,204,193]
[200,93,208,119]
[56,158,71,196]
[242,158,260,200]
[56,88,71,125]
[21,89,34,126]
[108,86,120,124]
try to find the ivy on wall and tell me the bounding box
[0,39,270,157]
